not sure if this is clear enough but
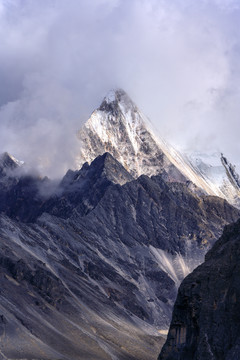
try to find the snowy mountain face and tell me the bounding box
[77,89,240,208]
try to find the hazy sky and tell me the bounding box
[0,0,240,177]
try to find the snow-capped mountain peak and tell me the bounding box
[76,89,240,208]
[76,89,185,182]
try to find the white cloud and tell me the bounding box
[0,0,240,176]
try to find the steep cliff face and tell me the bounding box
[158,219,240,360]
[0,152,239,359]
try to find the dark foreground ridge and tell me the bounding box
[159,218,240,360]
[0,151,239,359]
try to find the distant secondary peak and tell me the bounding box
[0,152,24,172]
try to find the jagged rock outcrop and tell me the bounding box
[221,153,240,195]
[158,219,240,360]
[0,152,239,359]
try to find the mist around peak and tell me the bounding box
[0,1,240,176]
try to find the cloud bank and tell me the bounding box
[0,0,240,177]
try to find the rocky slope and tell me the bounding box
[76,89,240,207]
[158,219,240,360]
[0,152,239,359]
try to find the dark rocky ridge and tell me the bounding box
[158,219,240,360]
[0,152,132,222]
[0,152,239,359]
